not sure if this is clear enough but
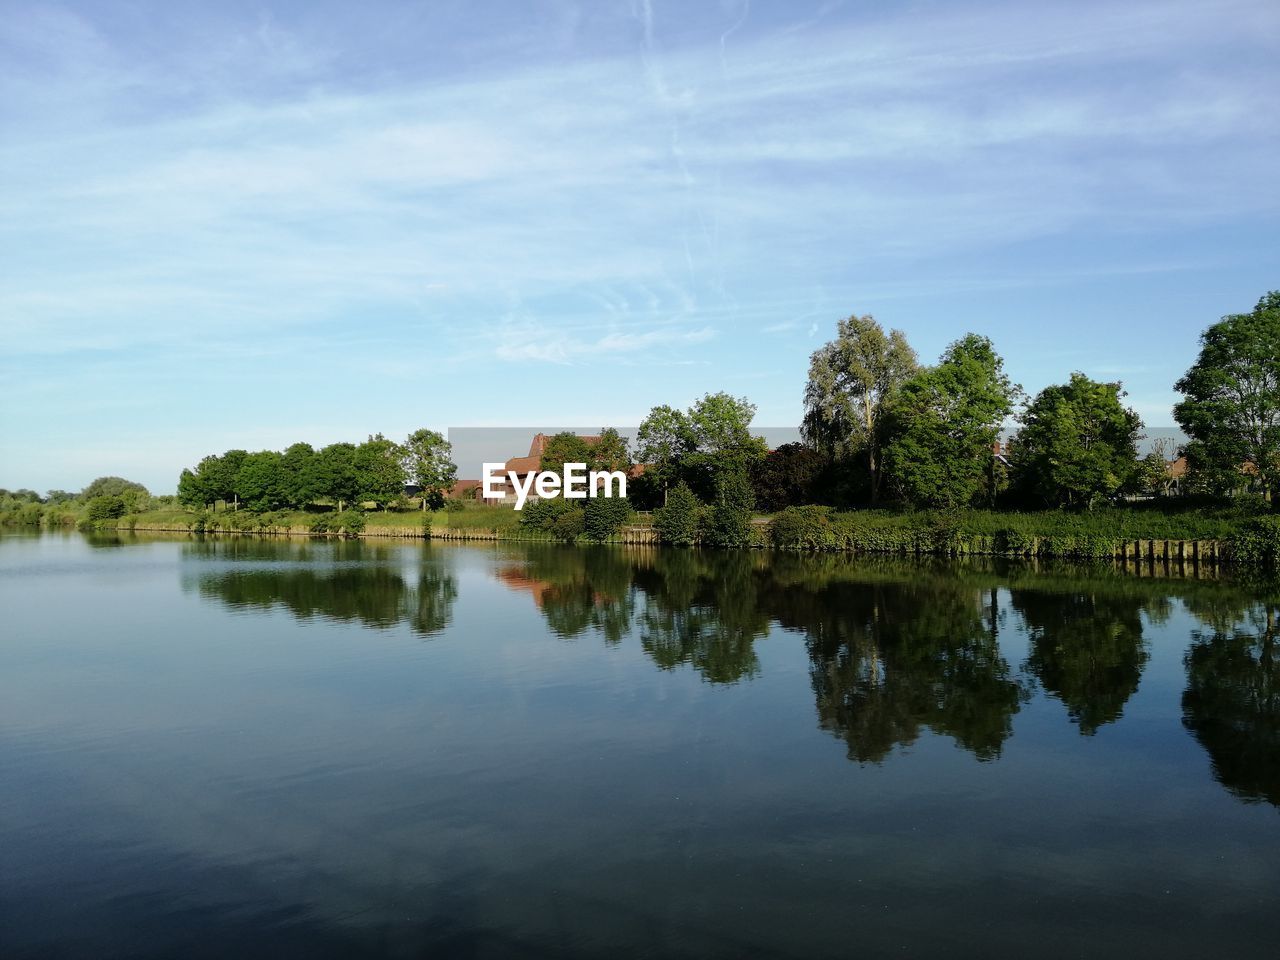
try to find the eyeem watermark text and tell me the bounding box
[482,463,627,510]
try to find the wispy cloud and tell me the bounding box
[1,0,1276,488]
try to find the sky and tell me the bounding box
[1,0,1277,493]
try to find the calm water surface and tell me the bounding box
[1,532,1277,958]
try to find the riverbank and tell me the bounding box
[39,501,1273,569]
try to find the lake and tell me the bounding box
[1,532,1276,958]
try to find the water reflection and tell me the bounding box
[184,538,1280,803]
[1014,589,1153,734]
[1183,605,1280,806]
[188,539,457,638]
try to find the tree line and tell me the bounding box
[176,429,455,512]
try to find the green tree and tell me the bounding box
[281,442,318,508]
[235,451,287,511]
[803,314,918,502]
[654,481,701,545]
[883,334,1016,508]
[583,495,634,542]
[1011,373,1144,509]
[704,465,755,548]
[307,442,360,510]
[749,442,828,512]
[81,476,149,512]
[539,432,597,478]
[354,434,406,508]
[1174,291,1280,502]
[401,429,457,510]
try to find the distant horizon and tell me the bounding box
[3,0,1276,493]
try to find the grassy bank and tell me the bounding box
[5,498,1276,568]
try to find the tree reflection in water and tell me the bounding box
[1014,589,1154,735]
[1183,604,1280,807]
[191,537,1280,799]
[190,540,457,638]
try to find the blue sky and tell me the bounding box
[2,0,1277,493]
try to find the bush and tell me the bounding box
[771,506,836,549]
[444,497,466,513]
[334,510,365,537]
[550,509,585,542]
[654,482,701,546]
[520,498,580,533]
[704,468,755,548]
[1233,516,1280,569]
[583,496,634,542]
[85,495,127,522]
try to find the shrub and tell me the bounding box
[85,495,127,522]
[583,496,634,542]
[654,482,701,546]
[1233,516,1280,569]
[704,468,755,548]
[334,510,365,537]
[444,497,466,513]
[771,506,836,549]
[520,498,580,533]
[550,509,585,542]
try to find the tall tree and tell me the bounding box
[235,451,287,511]
[803,315,918,502]
[1011,373,1144,509]
[307,442,359,510]
[354,434,406,508]
[883,334,1016,508]
[636,405,695,497]
[281,442,317,508]
[401,429,457,509]
[1174,291,1280,502]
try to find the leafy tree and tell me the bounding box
[235,451,288,511]
[704,465,755,548]
[749,443,828,512]
[1011,373,1144,509]
[307,442,360,510]
[539,432,597,477]
[654,481,701,545]
[401,429,457,509]
[883,334,1016,508]
[281,442,318,508]
[636,404,695,496]
[1175,291,1280,502]
[591,427,631,472]
[639,393,766,502]
[803,314,918,502]
[354,434,406,508]
[81,476,148,506]
[45,489,75,505]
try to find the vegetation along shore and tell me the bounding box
[5,292,1278,569]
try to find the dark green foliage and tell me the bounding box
[1175,291,1280,501]
[704,466,755,548]
[654,482,701,546]
[1233,517,1280,569]
[281,442,318,506]
[770,505,838,549]
[583,495,634,542]
[307,443,360,508]
[750,443,828,512]
[354,433,406,507]
[1012,373,1144,508]
[520,497,580,532]
[550,509,586,542]
[803,314,919,502]
[80,476,147,500]
[883,334,1016,508]
[235,451,287,511]
[85,495,127,522]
